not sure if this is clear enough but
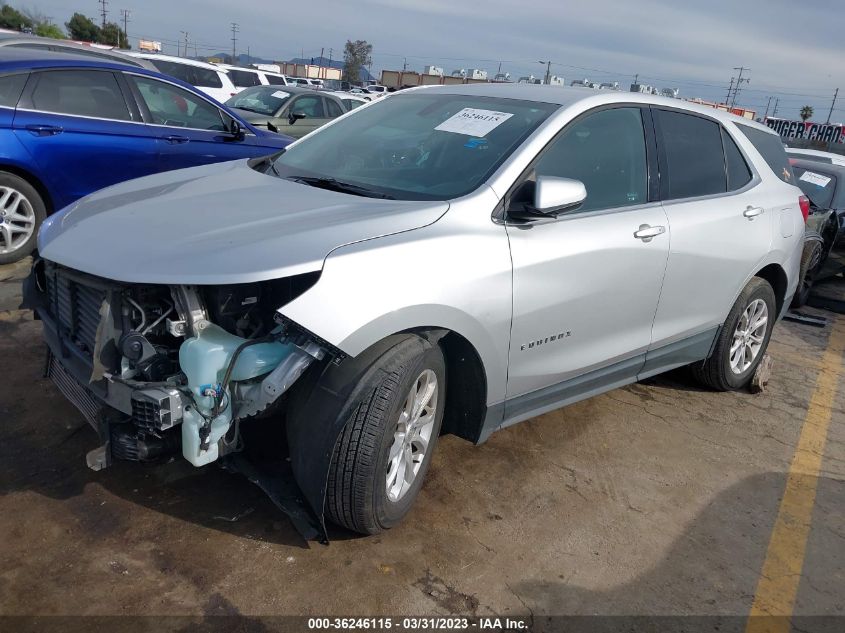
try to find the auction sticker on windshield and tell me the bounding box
[272,90,291,99]
[435,108,514,137]
[799,171,832,187]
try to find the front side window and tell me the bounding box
[270,93,557,200]
[343,98,363,111]
[225,87,291,115]
[30,70,130,120]
[655,109,726,199]
[533,107,648,212]
[0,72,27,107]
[132,76,226,131]
[325,98,344,118]
[289,95,324,118]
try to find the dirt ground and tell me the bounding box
[0,258,843,629]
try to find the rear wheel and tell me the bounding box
[0,172,45,265]
[692,277,776,391]
[326,339,446,534]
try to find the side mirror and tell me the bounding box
[288,111,307,125]
[228,118,245,140]
[508,176,587,222]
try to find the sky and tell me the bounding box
[16,0,845,122]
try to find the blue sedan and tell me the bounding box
[0,49,292,263]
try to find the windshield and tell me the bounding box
[794,167,837,209]
[225,87,292,115]
[269,92,558,200]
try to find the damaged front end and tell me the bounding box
[24,259,339,537]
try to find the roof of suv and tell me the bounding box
[127,52,227,72]
[409,83,775,133]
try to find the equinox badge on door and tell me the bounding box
[520,331,571,351]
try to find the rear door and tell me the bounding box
[13,68,158,209]
[127,73,262,170]
[646,108,774,369]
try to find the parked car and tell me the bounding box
[789,158,845,305]
[365,84,388,97]
[225,85,349,137]
[786,147,845,167]
[25,84,803,539]
[324,91,368,111]
[127,52,237,102]
[0,32,158,70]
[0,49,291,263]
[213,63,288,89]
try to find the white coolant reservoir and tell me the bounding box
[178,323,292,466]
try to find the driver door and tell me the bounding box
[126,73,252,170]
[504,106,670,422]
[273,94,332,138]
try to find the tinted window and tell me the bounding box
[737,124,793,184]
[150,60,223,89]
[132,76,225,131]
[30,70,130,120]
[0,73,27,107]
[228,69,261,88]
[534,107,648,212]
[325,97,344,118]
[722,128,752,190]
[793,167,837,209]
[265,74,287,85]
[290,95,324,118]
[656,109,725,199]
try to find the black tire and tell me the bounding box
[325,339,446,534]
[0,171,46,265]
[692,277,776,391]
[790,241,823,309]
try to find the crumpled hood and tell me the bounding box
[39,160,449,285]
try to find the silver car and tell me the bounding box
[25,84,804,538]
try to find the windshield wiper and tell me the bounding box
[287,176,395,199]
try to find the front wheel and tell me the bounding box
[692,277,776,391]
[326,339,446,534]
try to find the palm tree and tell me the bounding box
[800,105,814,122]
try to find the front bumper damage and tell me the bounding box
[23,261,341,542]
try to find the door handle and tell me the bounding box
[163,135,190,144]
[25,124,63,136]
[743,206,764,219]
[633,224,666,242]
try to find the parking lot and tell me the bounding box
[1,256,842,626]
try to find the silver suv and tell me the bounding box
[25,84,804,538]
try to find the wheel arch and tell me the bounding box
[753,262,788,317]
[0,162,54,213]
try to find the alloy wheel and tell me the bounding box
[0,186,36,255]
[729,298,769,375]
[385,369,438,502]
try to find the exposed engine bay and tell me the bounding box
[28,259,334,472]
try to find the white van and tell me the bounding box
[126,52,237,103]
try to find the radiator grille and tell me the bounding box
[46,353,103,431]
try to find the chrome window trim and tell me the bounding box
[16,106,139,125]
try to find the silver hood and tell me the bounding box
[39,160,449,285]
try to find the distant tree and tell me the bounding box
[65,12,100,42]
[34,22,65,39]
[99,22,128,48]
[0,4,33,30]
[800,105,814,122]
[343,39,372,85]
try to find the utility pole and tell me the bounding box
[230,22,239,64]
[99,0,108,29]
[319,47,325,78]
[763,96,773,120]
[120,9,130,48]
[538,60,551,85]
[772,97,779,117]
[730,66,750,109]
[179,31,188,58]
[725,77,734,105]
[827,88,839,124]
[402,57,407,72]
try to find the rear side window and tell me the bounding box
[265,74,287,85]
[0,73,27,107]
[30,70,130,120]
[151,60,223,89]
[228,69,261,88]
[722,128,753,191]
[655,109,725,199]
[737,124,793,184]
